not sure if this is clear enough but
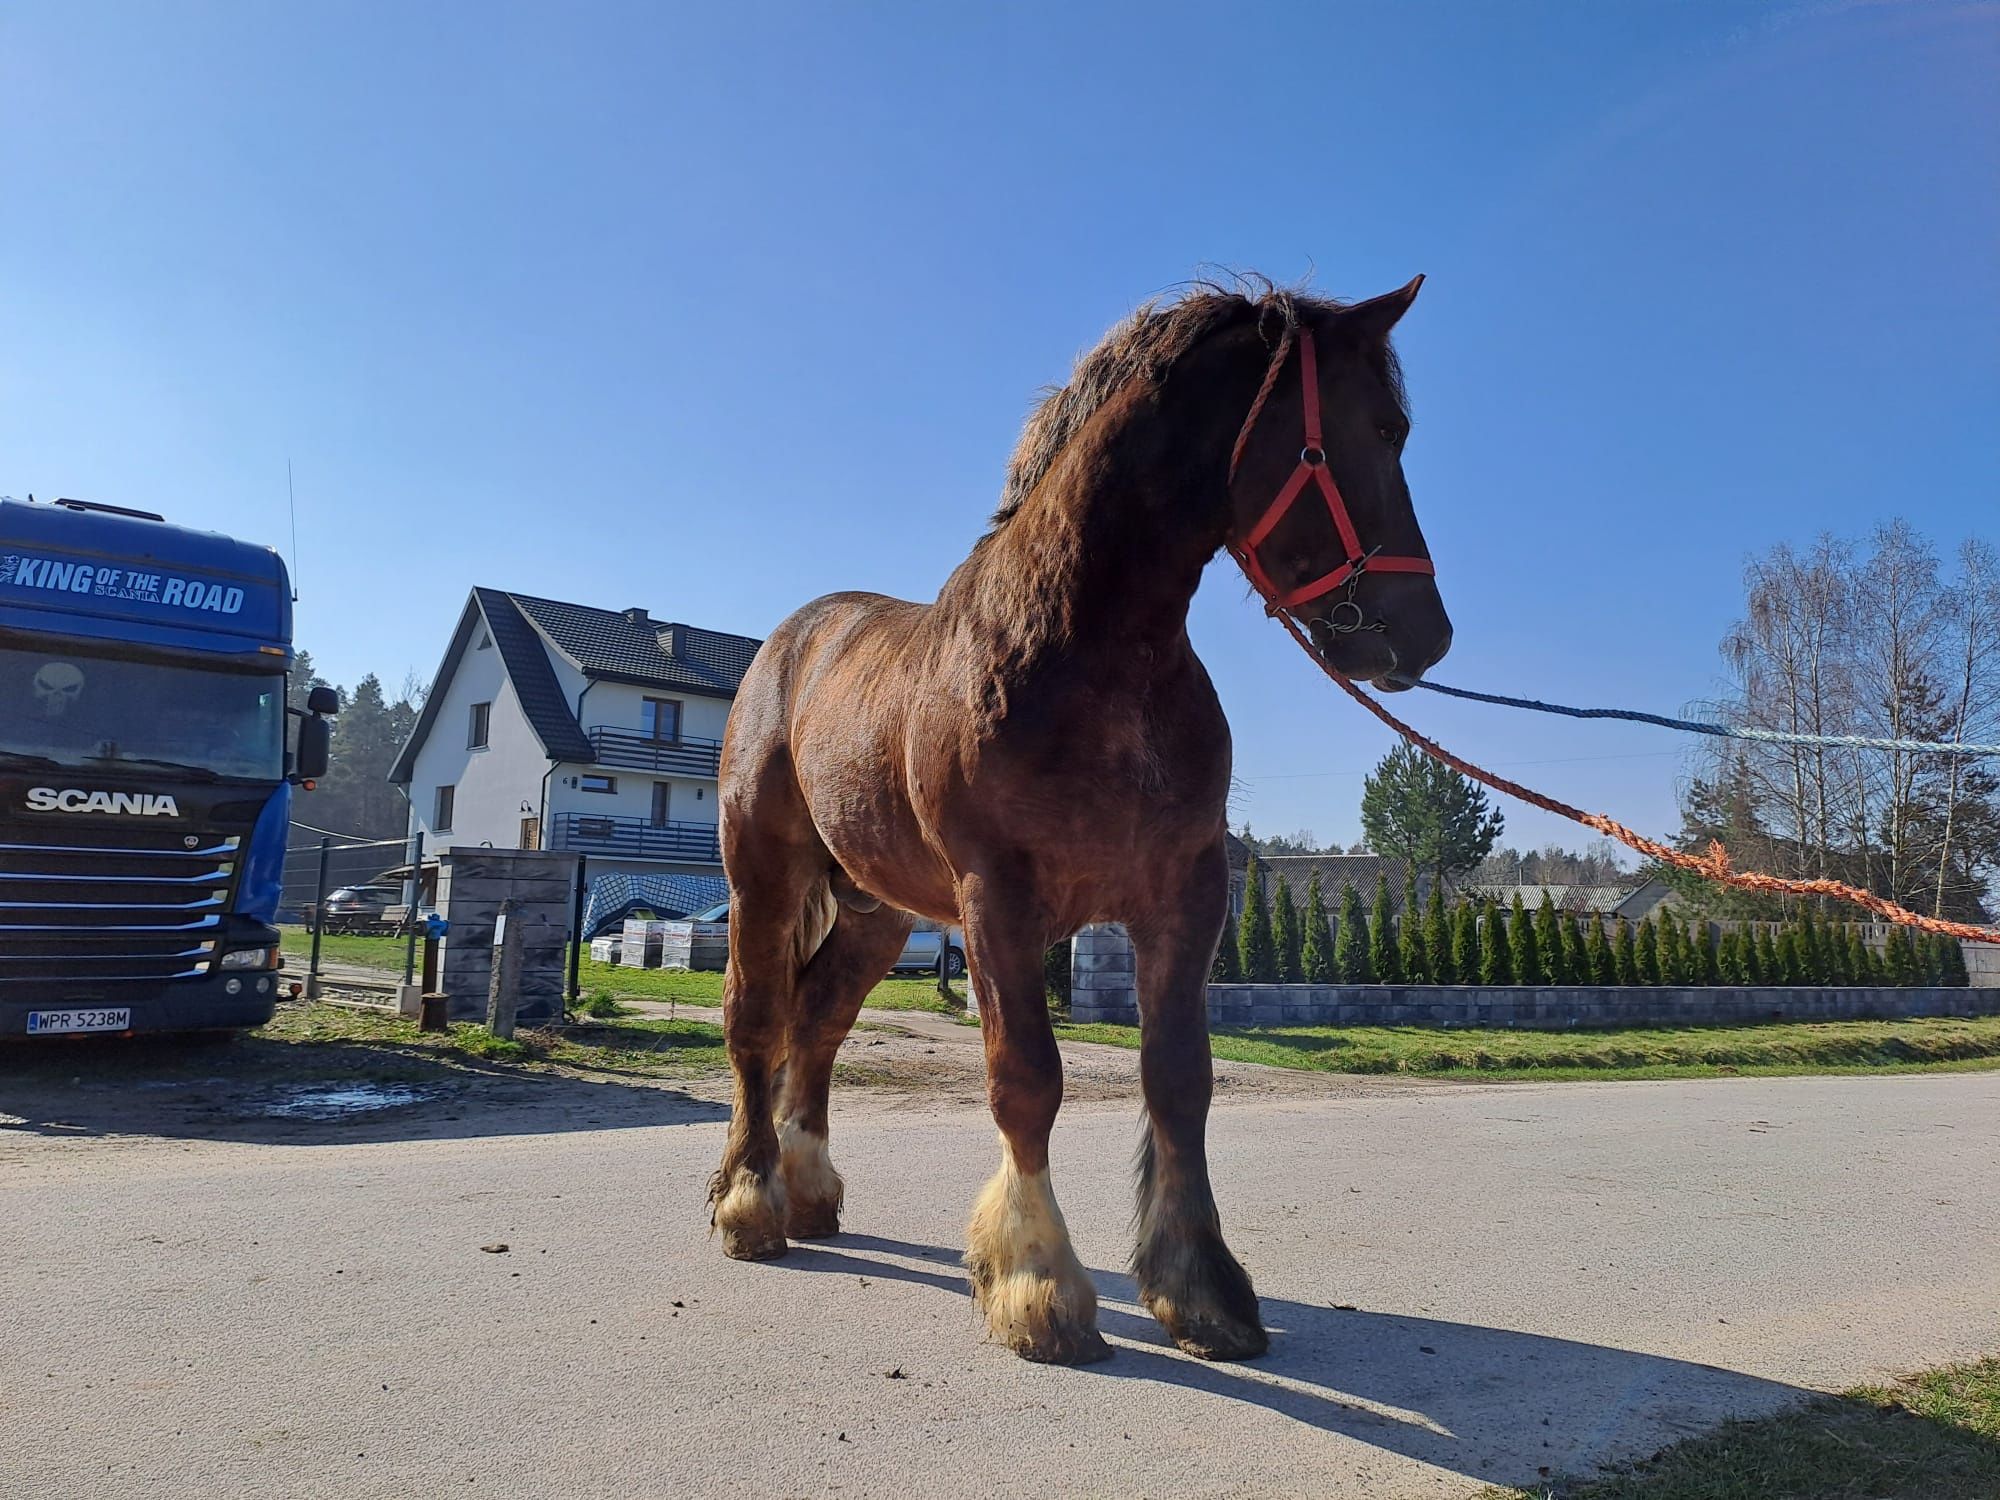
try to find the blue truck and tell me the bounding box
[0,497,336,1037]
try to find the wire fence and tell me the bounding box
[280,824,424,994]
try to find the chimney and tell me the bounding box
[622,606,649,626]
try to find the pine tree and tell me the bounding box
[1398,871,1427,983]
[1635,915,1661,985]
[1611,917,1638,985]
[1424,885,1454,985]
[1533,891,1566,985]
[1755,926,1780,985]
[1480,898,1511,984]
[1509,893,1538,987]
[1584,917,1612,984]
[1211,920,1242,982]
[1272,873,1303,984]
[1238,854,1277,982]
[1334,883,1370,983]
[1451,900,1480,985]
[1299,871,1334,984]
[1552,916,1584,988]
[1369,875,1401,984]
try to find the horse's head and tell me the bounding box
[1224,278,1452,690]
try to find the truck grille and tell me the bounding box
[0,826,240,991]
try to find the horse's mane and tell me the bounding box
[990,279,1366,529]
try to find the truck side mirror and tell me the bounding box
[306,685,339,716]
[295,714,331,782]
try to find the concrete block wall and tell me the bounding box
[435,848,581,1024]
[1068,923,2000,1029]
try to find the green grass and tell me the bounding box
[1052,1014,2000,1080]
[260,999,729,1079]
[1481,1357,2000,1499]
[276,927,963,1014]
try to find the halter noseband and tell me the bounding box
[1225,325,1434,622]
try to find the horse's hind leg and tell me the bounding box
[710,853,834,1262]
[773,901,915,1238]
[959,876,1109,1364]
[1128,842,1267,1360]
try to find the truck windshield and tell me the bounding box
[0,642,285,782]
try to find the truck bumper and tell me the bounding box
[0,971,284,1038]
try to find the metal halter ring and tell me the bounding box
[1300,446,1326,467]
[1318,598,1372,636]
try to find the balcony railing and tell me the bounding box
[585,726,723,777]
[549,813,722,864]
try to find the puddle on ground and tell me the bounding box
[262,1083,434,1120]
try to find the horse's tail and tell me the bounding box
[792,870,840,974]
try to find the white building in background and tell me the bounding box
[389,588,760,885]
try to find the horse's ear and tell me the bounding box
[1342,275,1424,342]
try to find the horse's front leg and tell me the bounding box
[1129,841,1268,1360]
[960,875,1109,1364]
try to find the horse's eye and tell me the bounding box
[1379,424,1406,446]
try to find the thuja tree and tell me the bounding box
[1717,928,1743,984]
[1481,898,1513,984]
[1211,919,1242,981]
[1561,912,1588,986]
[1451,899,1481,984]
[1583,916,1612,984]
[1754,925,1780,984]
[1239,854,1277,982]
[1694,923,1721,985]
[1509,893,1538,987]
[1634,915,1661,985]
[1774,927,1803,984]
[1300,870,1334,984]
[1424,885,1454,984]
[1369,875,1402,984]
[1399,871,1428,983]
[1611,918,1638,985]
[1844,924,1870,986]
[1272,873,1303,984]
[1534,892,1567,985]
[1334,883,1370,983]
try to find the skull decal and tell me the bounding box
[32,661,86,718]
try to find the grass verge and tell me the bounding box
[1052,1015,2000,1080]
[261,999,728,1080]
[276,927,963,1014]
[1481,1357,2000,1499]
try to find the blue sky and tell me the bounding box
[3,1,1994,855]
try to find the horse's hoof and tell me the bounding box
[1009,1322,1114,1365]
[1166,1314,1269,1362]
[785,1202,842,1240]
[720,1227,789,1261]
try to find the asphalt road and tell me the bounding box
[4,1066,1997,1499]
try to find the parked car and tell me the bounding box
[320,883,402,934]
[674,901,965,977]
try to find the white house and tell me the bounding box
[389,588,761,891]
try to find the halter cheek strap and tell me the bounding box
[1225,328,1435,615]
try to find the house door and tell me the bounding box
[518,816,540,851]
[650,782,672,828]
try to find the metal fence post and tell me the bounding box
[403,830,424,985]
[307,835,332,1000]
[567,855,587,1017]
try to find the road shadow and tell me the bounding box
[0,1032,727,1146]
[763,1231,1902,1492]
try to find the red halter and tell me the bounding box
[1225,327,1435,618]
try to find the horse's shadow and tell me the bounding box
[775,1231,1822,1488]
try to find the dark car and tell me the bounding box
[320,883,402,934]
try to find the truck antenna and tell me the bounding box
[286,459,301,602]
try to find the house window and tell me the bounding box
[434,784,455,831]
[476,632,492,650]
[579,774,617,794]
[642,697,682,742]
[650,782,672,828]
[468,701,491,749]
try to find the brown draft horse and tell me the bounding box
[708,278,1452,1364]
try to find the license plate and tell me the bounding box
[25,1008,132,1036]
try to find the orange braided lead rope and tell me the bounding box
[1270,611,2000,944]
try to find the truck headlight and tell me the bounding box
[220,946,281,971]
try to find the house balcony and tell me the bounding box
[549,813,722,864]
[586,726,723,778]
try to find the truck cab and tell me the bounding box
[0,498,333,1036]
